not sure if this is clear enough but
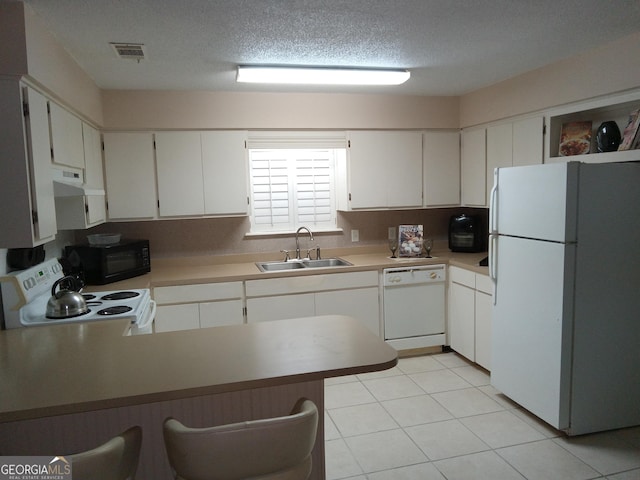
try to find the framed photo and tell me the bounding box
[559,121,592,156]
[398,225,423,257]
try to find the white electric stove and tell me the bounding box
[1,258,155,334]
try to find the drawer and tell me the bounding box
[475,273,493,295]
[245,270,378,297]
[153,281,243,305]
[449,266,475,288]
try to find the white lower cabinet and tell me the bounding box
[245,271,380,336]
[246,293,315,324]
[474,274,493,370]
[153,281,244,333]
[448,266,493,370]
[315,287,380,335]
[448,270,476,360]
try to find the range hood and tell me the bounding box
[52,167,105,197]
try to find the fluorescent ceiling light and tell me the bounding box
[236,66,410,86]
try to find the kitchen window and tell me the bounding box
[247,132,346,234]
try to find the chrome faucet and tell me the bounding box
[295,226,314,260]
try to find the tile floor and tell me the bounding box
[324,352,640,480]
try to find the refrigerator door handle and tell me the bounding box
[489,234,498,305]
[489,168,499,234]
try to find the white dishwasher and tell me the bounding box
[383,264,446,350]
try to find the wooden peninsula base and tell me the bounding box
[0,315,398,479]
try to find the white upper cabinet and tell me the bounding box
[423,131,460,207]
[49,101,85,170]
[82,123,106,226]
[0,81,57,247]
[155,130,249,217]
[103,132,157,220]
[346,131,422,209]
[55,122,106,229]
[486,123,513,202]
[201,131,248,215]
[461,128,487,207]
[155,131,205,217]
[512,116,544,167]
[486,116,544,204]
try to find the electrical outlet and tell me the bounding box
[388,227,396,240]
[351,229,360,242]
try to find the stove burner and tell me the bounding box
[82,294,97,301]
[97,305,133,316]
[86,301,103,307]
[100,291,140,301]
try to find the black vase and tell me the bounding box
[596,121,621,153]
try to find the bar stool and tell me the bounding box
[163,398,318,480]
[68,426,142,480]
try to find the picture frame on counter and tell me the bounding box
[398,224,424,257]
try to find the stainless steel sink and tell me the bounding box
[256,261,307,272]
[256,257,352,272]
[302,258,352,268]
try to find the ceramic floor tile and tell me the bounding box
[325,410,341,440]
[451,365,491,386]
[405,419,490,461]
[356,366,404,381]
[433,450,526,480]
[325,375,359,386]
[366,462,446,480]
[325,438,363,480]
[361,375,424,401]
[344,429,427,473]
[461,410,546,448]
[497,438,600,480]
[510,407,564,438]
[477,384,521,410]
[328,402,398,437]
[409,368,473,393]
[381,394,453,427]
[606,469,640,479]
[432,352,472,368]
[554,431,640,476]
[324,381,377,409]
[397,355,447,374]
[614,427,640,449]
[432,387,504,418]
[324,352,638,480]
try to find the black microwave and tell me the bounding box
[64,239,150,285]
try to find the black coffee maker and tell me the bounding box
[448,214,486,253]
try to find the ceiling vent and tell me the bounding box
[110,43,146,61]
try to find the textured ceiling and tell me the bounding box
[20,0,640,96]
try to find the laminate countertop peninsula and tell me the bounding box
[0,315,397,479]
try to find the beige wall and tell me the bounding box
[80,208,484,259]
[0,2,103,125]
[460,32,640,128]
[101,90,459,130]
[0,2,28,75]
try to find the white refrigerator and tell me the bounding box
[489,161,640,435]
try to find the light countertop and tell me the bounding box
[89,246,488,291]
[0,315,397,422]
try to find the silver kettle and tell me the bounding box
[46,276,89,319]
